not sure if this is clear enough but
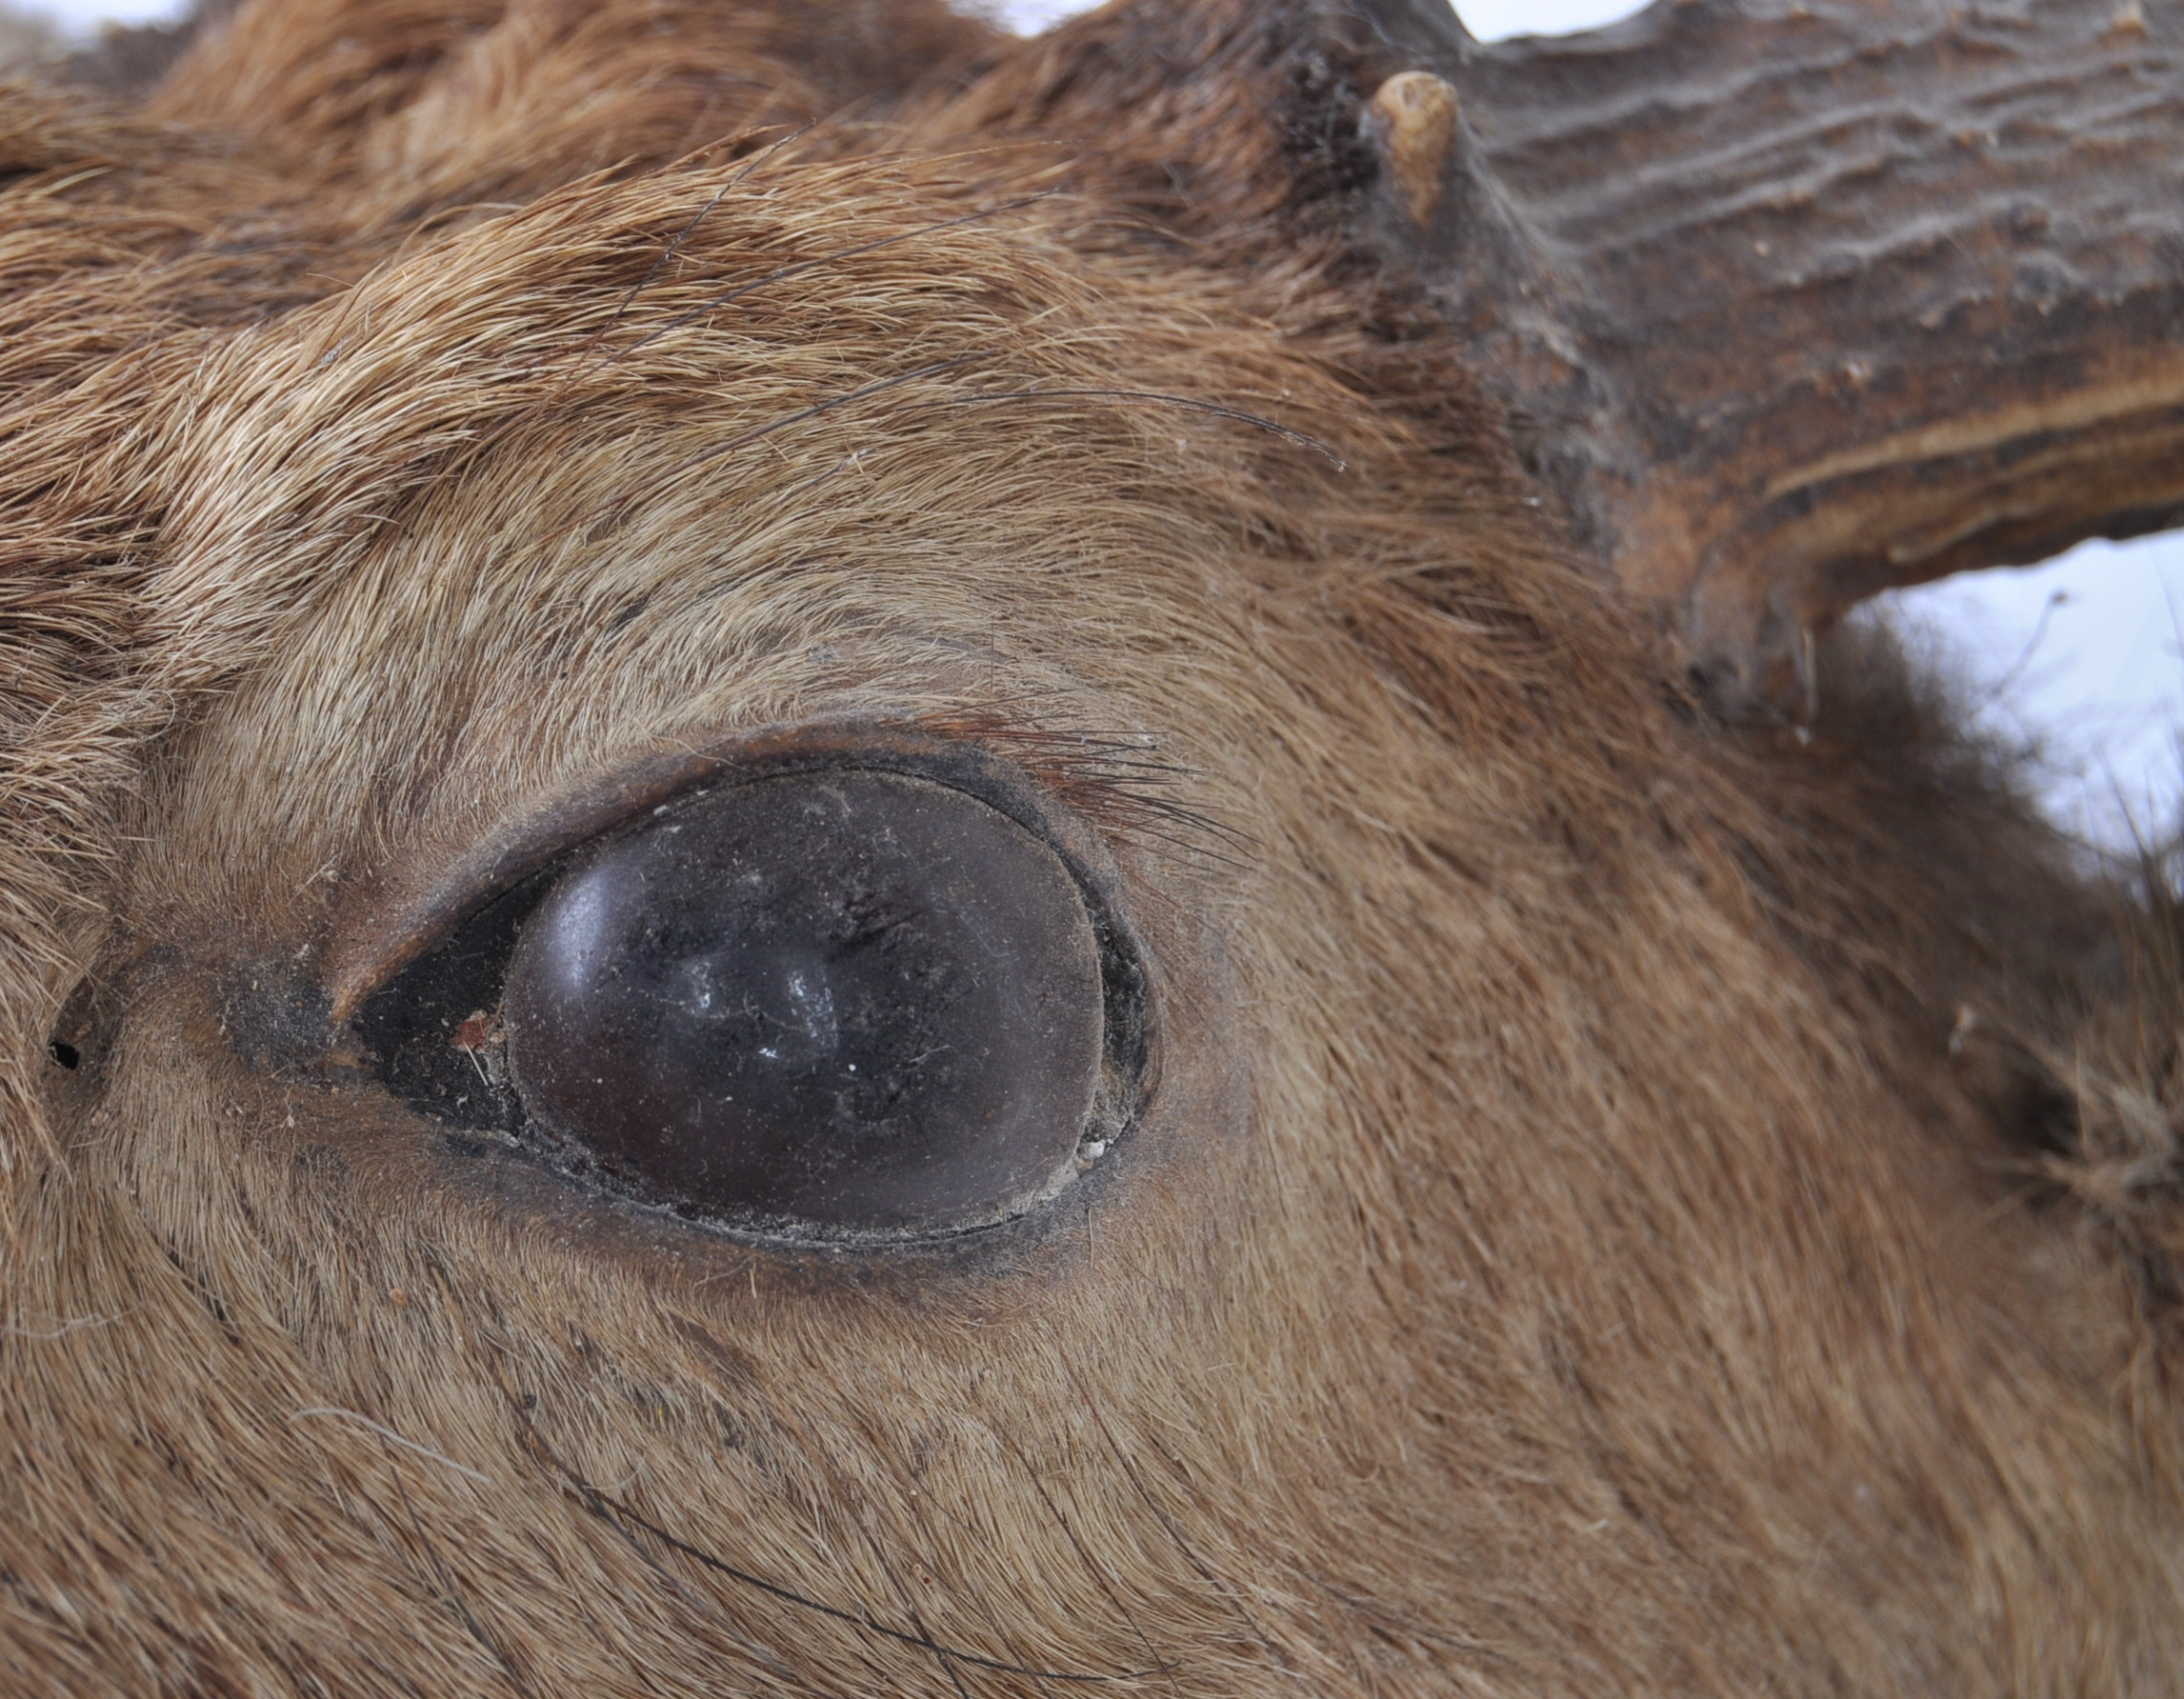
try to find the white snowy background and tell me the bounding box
[27,0,2182,850]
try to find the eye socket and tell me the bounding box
[356,764,1143,1242]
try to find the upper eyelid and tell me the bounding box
[322,720,1155,1025]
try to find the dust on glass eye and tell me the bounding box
[368,768,1116,1239]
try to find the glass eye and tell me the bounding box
[364,768,1125,1239]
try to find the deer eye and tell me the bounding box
[359,767,1136,1242]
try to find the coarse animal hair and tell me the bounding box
[3,0,2183,1693]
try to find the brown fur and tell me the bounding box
[3,2,2181,1692]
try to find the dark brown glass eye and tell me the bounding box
[497,771,1105,1235]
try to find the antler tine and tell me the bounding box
[936,0,2184,715]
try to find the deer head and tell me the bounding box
[3,1,2181,1691]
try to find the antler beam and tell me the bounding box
[1432,0,2184,710]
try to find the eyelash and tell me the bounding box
[892,710,1243,867]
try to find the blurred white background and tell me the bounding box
[37,0,177,25]
[25,0,2180,849]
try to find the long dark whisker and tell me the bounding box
[999,1429,1176,1695]
[529,1437,1170,1684]
[611,123,819,323]
[478,1339,804,1684]
[596,1487,1166,1684]
[1062,1357,1293,1676]
[386,1465,538,1698]
[486,1349,1163,1683]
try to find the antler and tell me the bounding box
[938,0,2184,713]
[1435,0,2184,711]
